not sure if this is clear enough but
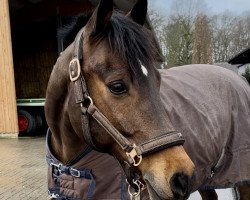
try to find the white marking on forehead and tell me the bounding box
[139,61,148,77]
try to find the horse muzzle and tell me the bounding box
[136,145,194,200]
[144,172,191,200]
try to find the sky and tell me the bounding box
[149,0,250,16]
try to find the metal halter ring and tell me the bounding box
[50,162,62,174]
[128,180,143,199]
[80,96,93,108]
[85,95,93,107]
[127,179,145,198]
[126,144,142,166]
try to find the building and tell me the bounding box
[1,0,154,136]
[228,48,250,75]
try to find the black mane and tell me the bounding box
[58,13,92,43]
[107,13,163,75]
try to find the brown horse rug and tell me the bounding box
[46,129,152,199]
[160,64,250,191]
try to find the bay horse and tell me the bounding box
[45,0,250,199]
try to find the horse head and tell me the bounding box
[46,0,194,199]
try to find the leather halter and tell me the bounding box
[69,27,185,189]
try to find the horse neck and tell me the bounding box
[45,45,88,164]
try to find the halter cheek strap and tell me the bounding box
[69,28,98,150]
[68,27,185,189]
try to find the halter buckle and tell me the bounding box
[70,168,81,178]
[126,144,142,167]
[50,163,62,175]
[69,58,81,82]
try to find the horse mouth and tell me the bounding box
[145,180,169,200]
[145,180,189,200]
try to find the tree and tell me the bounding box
[211,12,250,63]
[159,0,207,67]
[231,13,250,55]
[192,14,212,64]
[149,2,250,67]
[170,0,207,19]
[162,15,193,67]
[211,12,237,62]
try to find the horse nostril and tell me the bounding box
[170,172,189,198]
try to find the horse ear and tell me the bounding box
[127,0,147,25]
[86,0,113,36]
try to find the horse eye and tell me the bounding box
[108,81,127,95]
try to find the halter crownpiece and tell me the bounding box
[68,27,185,188]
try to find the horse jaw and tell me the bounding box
[138,146,194,200]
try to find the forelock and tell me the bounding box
[107,13,163,78]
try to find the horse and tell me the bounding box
[45,0,250,199]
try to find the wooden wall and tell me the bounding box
[0,0,18,134]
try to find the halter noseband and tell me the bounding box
[68,27,185,192]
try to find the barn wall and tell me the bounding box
[0,0,18,135]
